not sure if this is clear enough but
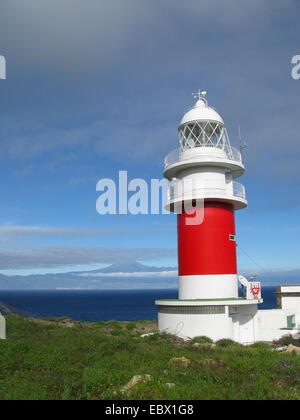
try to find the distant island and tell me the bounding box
[0,261,299,290]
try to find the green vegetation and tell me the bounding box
[0,316,300,400]
[191,336,214,344]
[215,339,241,348]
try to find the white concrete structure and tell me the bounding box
[156,298,260,344]
[254,286,300,342]
[155,92,300,344]
[0,312,5,340]
[156,285,300,344]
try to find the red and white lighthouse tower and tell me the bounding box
[167,91,247,300]
[156,92,262,343]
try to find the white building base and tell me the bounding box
[0,312,6,340]
[156,285,300,344]
[155,298,260,344]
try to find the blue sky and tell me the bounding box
[0,0,299,276]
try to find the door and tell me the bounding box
[239,316,254,344]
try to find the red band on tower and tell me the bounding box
[177,201,237,276]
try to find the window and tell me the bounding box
[179,121,226,151]
[287,315,296,329]
[158,305,225,315]
[229,234,236,241]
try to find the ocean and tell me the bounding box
[0,286,278,322]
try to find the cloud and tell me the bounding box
[2,0,285,75]
[0,0,299,173]
[0,246,177,269]
[76,270,178,278]
[0,0,299,217]
[0,225,156,240]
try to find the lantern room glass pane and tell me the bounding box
[179,121,225,150]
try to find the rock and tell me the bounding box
[203,358,217,366]
[0,312,5,340]
[63,322,75,328]
[272,346,287,352]
[195,358,225,369]
[57,319,76,328]
[121,374,151,394]
[165,383,175,388]
[169,357,191,368]
[285,344,300,354]
[193,343,216,349]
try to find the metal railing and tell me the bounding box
[232,181,246,199]
[167,180,246,202]
[164,145,243,169]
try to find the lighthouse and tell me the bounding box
[166,91,247,301]
[155,91,263,343]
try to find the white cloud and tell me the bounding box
[0,225,152,239]
[76,270,178,278]
[0,0,298,180]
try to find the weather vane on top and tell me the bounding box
[193,89,207,101]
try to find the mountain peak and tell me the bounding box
[93,261,176,274]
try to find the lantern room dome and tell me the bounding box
[180,96,224,127]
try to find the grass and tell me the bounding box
[0,316,300,400]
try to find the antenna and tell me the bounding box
[238,125,247,155]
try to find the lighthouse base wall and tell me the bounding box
[157,308,300,344]
[158,311,234,343]
[179,274,238,300]
[156,287,300,344]
[156,301,258,344]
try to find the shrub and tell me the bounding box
[249,342,271,351]
[215,339,238,348]
[192,336,214,344]
[110,327,123,336]
[96,321,106,327]
[126,323,136,331]
[107,320,119,327]
[273,335,300,347]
